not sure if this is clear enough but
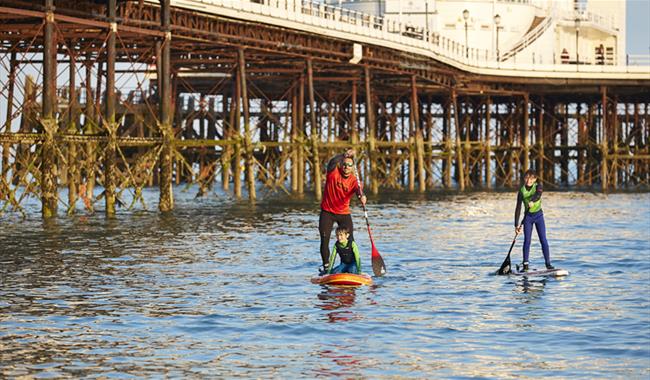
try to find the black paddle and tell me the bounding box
[496,226,522,275]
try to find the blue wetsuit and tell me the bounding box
[514,182,551,267]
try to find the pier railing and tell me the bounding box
[627,54,650,66]
[500,14,554,62]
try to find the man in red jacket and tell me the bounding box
[318,149,367,275]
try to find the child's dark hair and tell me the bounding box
[524,169,537,178]
[336,226,349,235]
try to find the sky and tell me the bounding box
[626,0,649,54]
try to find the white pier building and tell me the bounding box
[323,0,628,66]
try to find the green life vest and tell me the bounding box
[520,183,542,213]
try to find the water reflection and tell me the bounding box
[515,277,547,295]
[313,347,366,378]
[316,287,358,323]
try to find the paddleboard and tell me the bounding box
[311,273,373,286]
[510,267,569,277]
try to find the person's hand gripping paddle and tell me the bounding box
[353,164,386,277]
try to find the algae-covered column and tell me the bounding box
[415,128,425,192]
[364,66,378,195]
[633,104,645,183]
[485,96,492,189]
[297,75,305,195]
[451,88,465,191]
[83,54,96,210]
[407,78,416,191]
[425,100,435,189]
[159,0,175,211]
[104,0,118,216]
[537,97,545,183]
[561,103,569,185]
[67,48,79,214]
[411,76,425,192]
[522,93,530,173]
[307,58,322,200]
[232,75,242,198]
[587,102,596,185]
[41,0,58,218]
[290,84,299,193]
[577,104,586,185]
[221,93,231,191]
[611,96,619,190]
[350,82,358,145]
[443,101,452,188]
[600,86,608,192]
[2,52,17,181]
[238,48,256,201]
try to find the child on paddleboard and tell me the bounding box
[514,169,554,271]
[326,226,362,275]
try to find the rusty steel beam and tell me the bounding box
[0,5,165,37]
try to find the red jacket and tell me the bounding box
[321,164,361,215]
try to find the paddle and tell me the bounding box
[353,164,386,277]
[496,226,522,275]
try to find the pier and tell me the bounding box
[0,0,648,217]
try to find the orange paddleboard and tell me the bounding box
[310,273,373,286]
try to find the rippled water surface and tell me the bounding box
[1,190,649,378]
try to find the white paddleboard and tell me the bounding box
[511,268,569,277]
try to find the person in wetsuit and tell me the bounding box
[318,149,367,275]
[514,169,554,271]
[326,226,362,274]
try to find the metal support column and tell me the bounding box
[364,65,378,194]
[350,82,358,145]
[485,96,492,188]
[239,48,256,201]
[159,0,175,211]
[451,89,465,191]
[600,86,608,191]
[522,93,530,173]
[67,47,79,214]
[2,52,17,181]
[41,0,58,218]
[104,0,117,216]
[411,76,425,192]
[307,59,322,200]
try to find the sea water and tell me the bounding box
[1,190,649,378]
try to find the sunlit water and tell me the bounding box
[1,189,649,379]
